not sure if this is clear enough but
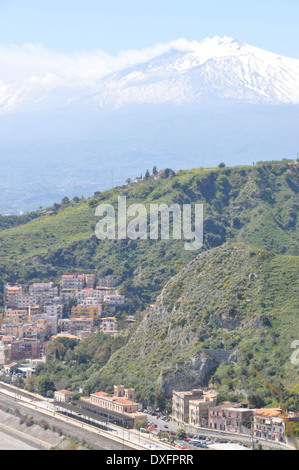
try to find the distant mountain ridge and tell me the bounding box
[1,36,299,114]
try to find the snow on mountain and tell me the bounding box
[1,36,299,114]
[95,36,299,107]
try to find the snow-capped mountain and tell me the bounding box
[1,36,299,114]
[95,36,299,107]
[1,36,299,215]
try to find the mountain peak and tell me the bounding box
[96,36,299,108]
[1,36,299,114]
[164,35,244,56]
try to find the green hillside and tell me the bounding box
[90,243,299,409]
[0,159,298,310]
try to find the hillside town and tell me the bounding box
[0,274,129,364]
[0,271,298,450]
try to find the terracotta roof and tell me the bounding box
[113,397,138,406]
[52,333,78,340]
[92,391,109,397]
[255,407,282,417]
[57,390,74,395]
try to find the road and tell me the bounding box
[145,413,295,451]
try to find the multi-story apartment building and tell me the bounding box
[61,274,85,290]
[253,407,299,443]
[253,407,283,441]
[4,309,27,322]
[94,286,114,299]
[100,317,118,335]
[69,317,94,335]
[4,285,23,308]
[71,305,102,320]
[43,313,59,335]
[29,283,58,296]
[188,391,218,426]
[97,276,119,288]
[15,294,39,310]
[10,338,40,360]
[103,294,125,306]
[209,405,254,434]
[172,389,217,425]
[80,298,103,308]
[44,303,64,317]
[1,322,23,339]
[59,290,74,303]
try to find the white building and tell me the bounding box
[45,303,64,316]
[103,294,125,306]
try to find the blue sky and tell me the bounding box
[0,0,298,58]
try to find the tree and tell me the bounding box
[14,377,25,389]
[218,162,226,168]
[126,178,132,185]
[54,377,69,392]
[162,168,175,179]
[157,431,169,441]
[45,339,67,361]
[153,165,158,176]
[144,170,150,179]
[61,196,70,205]
[135,421,147,430]
[176,428,187,439]
[25,374,38,393]
[63,298,77,319]
[38,376,55,397]
[248,392,265,409]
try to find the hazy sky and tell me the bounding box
[0,0,298,58]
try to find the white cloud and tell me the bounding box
[0,39,195,112]
[0,40,193,87]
